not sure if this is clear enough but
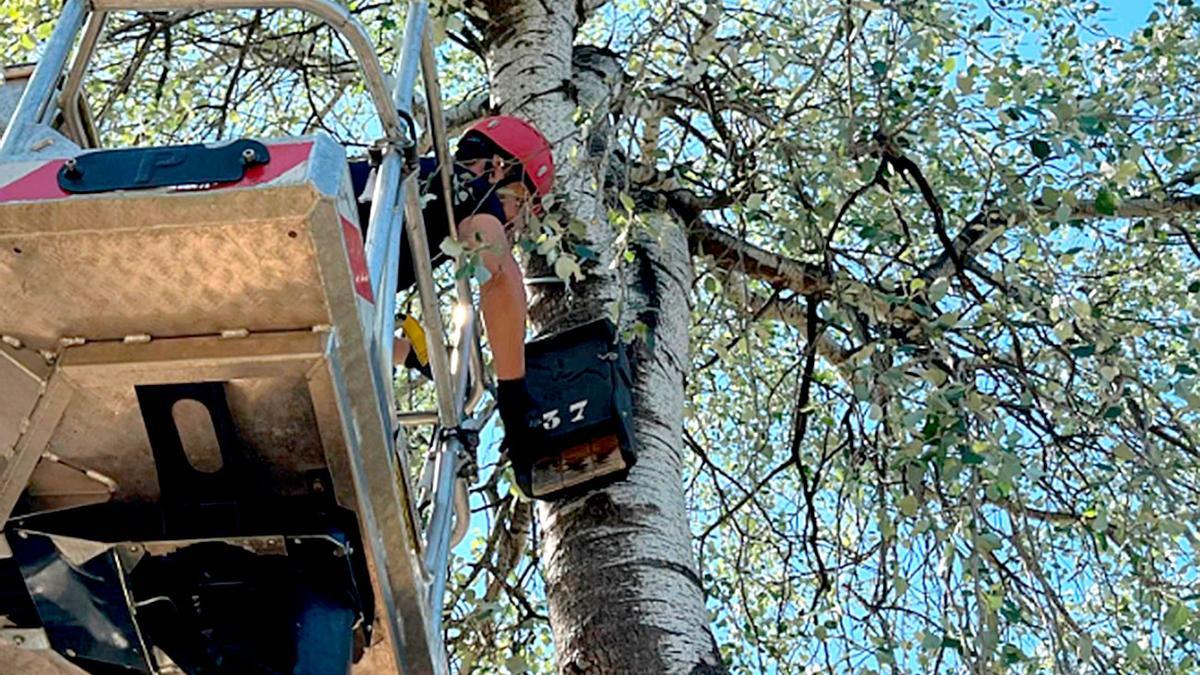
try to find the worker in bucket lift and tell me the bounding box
[350,115,551,445]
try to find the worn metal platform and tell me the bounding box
[0,0,479,669]
[0,134,439,673]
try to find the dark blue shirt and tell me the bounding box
[350,158,506,291]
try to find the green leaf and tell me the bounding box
[554,255,582,282]
[572,244,599,261]
[438,237,464,258]
[1002,644,1028,665]
[454,261,475,281]
[504,655,530,673]
[1030,139,1051,160]
[1103,405,1123,420]
[1071,344,1095,357]
[977,532,1002,551]
[928,278,950,303]
[1054,321,1075,341]
[1079,115,1106,137]
[1001,601,1023,624]
[1165,603,1192,633]
[899,494,919,517]
[473,262,492,285]
[1095,187,1118,216]
[961,448,985,465]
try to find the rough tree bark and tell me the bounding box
[479,0,726,672]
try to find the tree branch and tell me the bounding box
[444,91,492,135]
[686,218,828,294]
[921,193,1200,282]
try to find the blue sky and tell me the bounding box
[1102,2,1156,29]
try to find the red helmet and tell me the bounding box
[465,116,555,203]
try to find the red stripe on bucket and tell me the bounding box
[341,216,375,303]
[0,140,314,204]
[0,160,69,203]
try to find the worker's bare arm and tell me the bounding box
[459,213,526,380]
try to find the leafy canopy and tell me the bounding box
[5,0,1200,672]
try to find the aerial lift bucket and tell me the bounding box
[0,1,474,673]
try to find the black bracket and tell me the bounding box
[398,110,420,178]
[58,139,270,194]
[439,426,479,454]
[370,109,420,179]
[135,382,251,534]
[436,426,479,480]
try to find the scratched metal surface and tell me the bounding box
[0,132,435,673]
[17,375,328,509]
[0,65,33,140]
[0,187,332,353]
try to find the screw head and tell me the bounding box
[13,634,24,646]
[242,147,257,163]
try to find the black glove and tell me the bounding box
[497,377,543,457]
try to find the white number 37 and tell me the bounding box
[541,399,589,430]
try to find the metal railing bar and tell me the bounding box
[0,0,86,155]
[54,9,106,136]
[366,0,428,379]
[89,0,405,142]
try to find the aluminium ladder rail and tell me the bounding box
[0,0,487,671]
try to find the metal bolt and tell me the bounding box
[242,148,257,163]
[63,158,80,177]
[13,635,24,646]
[65,648,77,658]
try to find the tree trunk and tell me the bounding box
[539,214,726,675]
[482,0,725,672]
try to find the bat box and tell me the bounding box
[514,320,636,500]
